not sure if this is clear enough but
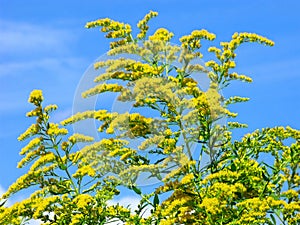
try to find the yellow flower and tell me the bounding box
[18,124,39,141]
[137,11,158,39]
[28,89,43,106]
[73,165,96,178]
[44,104,58,113]
[72,194,95,213]
[29,152,56,172]
[149,28,174,42]
[20,137,42,155]
[199,197,221,215]
[181,173,194,185]
[46,123,68,136]
[68,133,94,144]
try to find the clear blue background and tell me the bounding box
[1,0,299,202]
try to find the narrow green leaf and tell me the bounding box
[270,214,276,225]
[153,193,159,209]
[132,186,142,195]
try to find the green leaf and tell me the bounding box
[270,214,276,225]
[153,193,159,209]
[132,185,142,195]
[58,163,67,170]
[231,163,237,172]
[262,171,269,181]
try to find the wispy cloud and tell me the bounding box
[0,57,86,78]
[0,20,75,57]
[0,19,88,114]
[0,56,87,115]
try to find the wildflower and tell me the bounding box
[18,124,39,141]
[46,123,68,136]
[68,133,94,144]
[28,89,43,106]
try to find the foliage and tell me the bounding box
[1,11,299,225]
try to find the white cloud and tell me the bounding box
[0,20,75,56]
[0,57,85,78]
[0,56,86,114]
[0,19,88,115]
[27,219,42,225]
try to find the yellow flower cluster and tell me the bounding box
[224,96,250,106]
[134,77,179,108]
[227,121,248,128]
[125,61,164,77]
[108,42,140,56]
[205,32,274,88]
[199,197,222,215]
[29,152,56,172]
[159,192,193,218]
[230,32,275,49]
[46,123,68,136]
[85,18,131,39]
[20,136,42,155]
[202,169,239,185]
[104,112,153,137]
[180,29,216,49]
[229,72,253,82]
[96,61,163,84]
[236,197,272,223]
[3,165,56,199]
[68,133,94,144]
[18,123,39,141]
[68,151,83,164]
[17,148,40,168]
[61,110,96,125]
[72,194,95,211]
[73,165,96,178]
[205,86,224,120]
[28,89,43,106]
[282,189,299,199]
[180,173,194,185]
[138,135,164,150]
[85,17,132,49]
[94,58,135,71]
[26,106,42,117]
[161,138,177,154]
[82,83,124,98]
[208,46,221,56]
[120,150,135,161]
[149,28,174,42]
[32,196,60,219]
[205,60,220,71]
[69,214,84,225]
[44,104,58,113]
[137,10,158,39]
[209,182,247,199]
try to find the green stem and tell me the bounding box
[178,119,193,160]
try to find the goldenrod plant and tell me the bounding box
[1,11,299,225]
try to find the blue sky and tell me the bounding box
[1,0,300,216]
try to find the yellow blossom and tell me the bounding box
[28,89,43,106]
